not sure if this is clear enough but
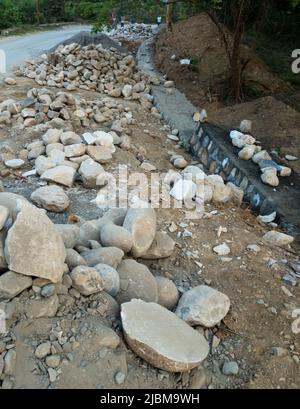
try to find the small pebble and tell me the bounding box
[222,361,239,375]
[114,371,126,385]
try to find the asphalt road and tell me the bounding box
[0,24,91,73]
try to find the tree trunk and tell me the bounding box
[35,0,40,25]
[230,0,246,101]
[166,3,173,32]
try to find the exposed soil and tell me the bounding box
[154,13,300,175]
[0,77,300,389]
[119,39,143,57]
[154,14,288,109]
[210,96,300,175]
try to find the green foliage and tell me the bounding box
[65,1,102,21]
[42,0,66,23]
[18,0,41,25]
[92,0,166,31]
[0,0,299,51]
[92,0,116,33]
[0,0,22,30]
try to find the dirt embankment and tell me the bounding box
[154,13,288,110]
[154,13,300,174]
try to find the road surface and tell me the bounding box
[0,24,91,73]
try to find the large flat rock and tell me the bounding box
[121,299,209,372]
[41,165,76,187]
[4,201,66,283]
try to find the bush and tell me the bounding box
[0,0,22,30]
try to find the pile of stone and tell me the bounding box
[166,162,244,207]
[1,88,140,182]
[20,43,152,97]
[0,192,231,385]
[229,121,291,187]
[105,23,156,41]
[25,127,129,189]
[0,86,136,131]
[13,115,133,186]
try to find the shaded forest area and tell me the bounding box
[1,1,299,37]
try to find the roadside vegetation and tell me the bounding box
[0,1,299,99]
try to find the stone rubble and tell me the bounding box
[20,43,152,98]
[105,23,156,41]
[229,124,292,187]
[0,31,297,390]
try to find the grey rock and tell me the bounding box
[175,285,230,328]
[46,355,60,368]
[41,284,56,298]
[86,146,112,164]
[94,263,120,297]
[79,158,104,188]
[95,291,120,318]
[222,361,239,375]
[4,159,25,169]
[123,206,156,258]
[0,271,32,300]
[4,200,66,283]
[35,155,56,176]
[81,247,124,269]
[263,231,294,247]
[60,131,82,146]
[64,143,86,158]
[79,219,104,247]
[116,259,158,304]
[48,368,57,383]
[70,266,104,296]
[41,165,76,188]
[31,185,70,213]
[42,129,62,145]
[28,146,45,160]
[100,224,133,253]
[4,349,16,375]
[102,208,127,226]
[35,342,51,359]
[0,354,4,377]
[15,294,59,318]
[114,371,126,385]
[140,232,175,259]
[0,230,8,271]
[55,224,80,249]
[0,205,9,230]
[121,299,209,372]
[156,276,179,310]
[65,249,87,270]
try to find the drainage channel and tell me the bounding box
[137,38,300,238]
